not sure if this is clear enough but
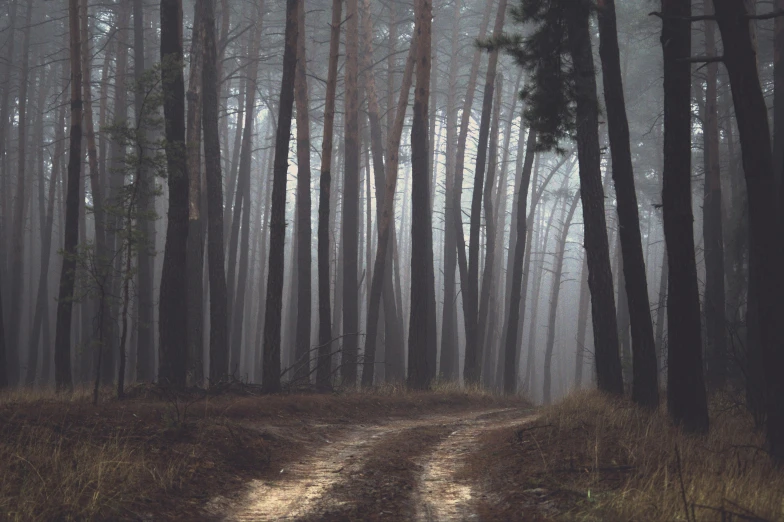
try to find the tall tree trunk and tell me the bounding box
[439,0,463,381]
[293,0,312,382]
[361,23,418,388]
[453,0,495,382]
[408,0,434,390]
[574,255,589,389]
[464,0,507,384]
[615,235,631,381]
[316,0,342,389]
[55,0,84,392]
[185,0,205,384]
[28,78,66,388]
[565,1,623,397]
[597,0,659,407]
[0,0,18,277]
[542,191,580,404]
[503,130,537,394]
[660,0,708,433]
[230,3,265,376]
[203,0,229,384]
[342,0,360,386]
[262,0,298,393]
[479,73,504,386]
[654,244,667,373]
[358,0,405,386]
[25,61,51,386]
[713,0,784,462]
[159,0,190,388]
[134,0,156,383]
[7,0,33,386]
[702,0,727,391]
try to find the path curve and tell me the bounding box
[209,408,534,521]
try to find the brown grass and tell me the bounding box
[469,390,784,521]
[0,383,520,521]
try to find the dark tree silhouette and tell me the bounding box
[262,0,298,393]
[659,0,708,433]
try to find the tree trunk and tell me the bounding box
[184,0,205,383]
[702,0,727,391]
[358,0,405,386]
[262,0,298,393]
[439,0,463,381]
[0,0,18,277]
[55,0,84,392]
[565,1,623,397]
[341,0,360,386]
[464,0,507,384]
[362,18,418,388]
[660,0,708,433]
[713,0,784,462]
[7,0,33,386]
[478,72,504,386]
[597,0,659,407]
[158,0,190,388]
[133,0,157,383]
[407,0,434,390]
[615,235,631,382]
[293,0,311,382]
[230,4,265,377]
[202,0,229,384]
[503,129,537,394]
[25,62,52,386]
[574,255,590,389]
[543,191,580,404]
[316,0,342,389]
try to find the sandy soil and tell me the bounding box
[208,407,535,521]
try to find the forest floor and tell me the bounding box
[3,385,783,521]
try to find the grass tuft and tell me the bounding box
[471,390,784,521]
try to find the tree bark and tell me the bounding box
[158,0,190,388]
[203,0,229,384]
[358,0,405,386]
[7,0,33,386]
[293,0,312,382]
[230,3,265,377]
[597,0,659,407]
[702,0,727,391]
[543,191,580,404]
[478,72,504,387]
[408,0,434,390]
[713,0,784,462]
[565,1,623,397]
[0,0,18,277]
[55,0,84,391]
[262,0,298,393]
[574,255,590,389]
[503,129,537,394]
[316,0,342,389]
[464,0,507,384]
[453,0,495,383]
[185,0,205,384]
[439,0,463,381]
[660,0,708,433]
[134,0,157,383]
[342,0,360,386]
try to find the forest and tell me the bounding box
[1,0,784,519]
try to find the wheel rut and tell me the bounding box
[210,407,534,521]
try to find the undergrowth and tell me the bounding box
[476,390,784,521]
[0,382,515,520]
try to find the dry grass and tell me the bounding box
[0,383,519,521]
[470,390,784,521]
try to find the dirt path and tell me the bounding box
[211,407,534,521]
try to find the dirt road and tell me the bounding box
[209,407,534,521]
